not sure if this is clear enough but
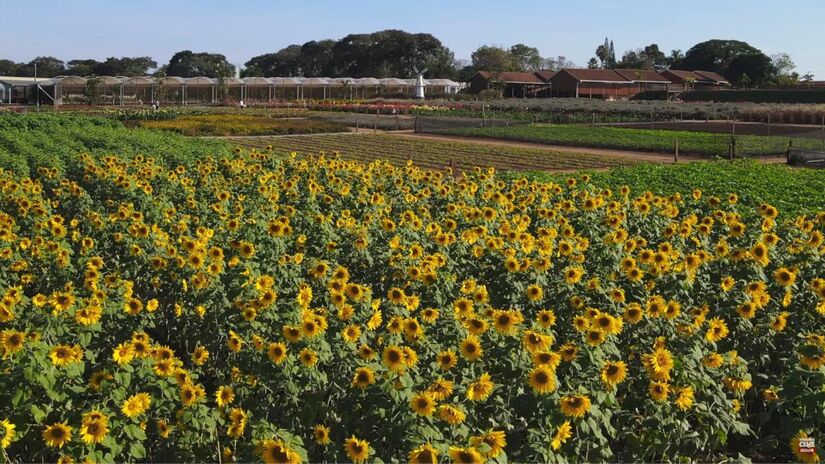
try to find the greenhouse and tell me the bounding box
[0,73,465,106]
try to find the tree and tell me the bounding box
[166,51,233,78]
[616,49,653,69]
[300,40,335,76]
[0,59,20,75]
[471,45,513,72]
[771,53,796,76]
[728,52,775,86]
[66,59,100,76]
[595,38,610,68]
[95,57,157,76]
[16,56,65,77]
[543,56,575,71]
[667,49,684,67]
[509,43,543,71]
[643,44,667,66]
[673,39,773,84]
[587,58,600,69]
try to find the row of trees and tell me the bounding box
[0,32,809,87]
[586,38,805,86]
[243,30,456,79]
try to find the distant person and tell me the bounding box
[240,99,246,109]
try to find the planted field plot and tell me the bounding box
[134,114,347,136]
[438,124,825,157]
[229,133,638,172]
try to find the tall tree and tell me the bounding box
[616,49,654,69]
[471,45,513,72]
[771,53,795,76]
[509,43,543,71]
[95,57,157,76]
[587,58,600,69]
[673,39,774,84]
[16,56,65,77]
[166,51,233,78]
[65,59,100,76]
[0,59,18,75]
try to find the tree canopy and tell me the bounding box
[673,39,776,84]
[166,51,234,78]
[244,30,456,79]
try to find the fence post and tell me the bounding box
[395,115,399,131]
[729,137,736,160]
[650,107,654,129]
[414,115,418,133]
[592,113,596,127]
[374,109,378,132]
[355,117,359,134]
[786,139,793,162]
[674,139,679,163]
[767,112,771,136]
[482,105,487,127]
[821,116,824,150]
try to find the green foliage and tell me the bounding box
[439,124,824,157]
[505,159,825,217]
[0,113,231,176]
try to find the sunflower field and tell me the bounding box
[0,141,824,463]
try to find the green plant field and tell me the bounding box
[134,113,347,136]
[437,124,825,157]
[0,113,231,176]
[228,133,639,172]
[506,160,825,217]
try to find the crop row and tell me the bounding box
[229,134,638,173]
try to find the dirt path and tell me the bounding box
[389,131,788,165]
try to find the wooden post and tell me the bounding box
[786,139,793,162]
[650,106,654,129]
[374,109,378,132]
[674,139,679,163]
[482,105,487,127]
[414,115,418,133]
[729,137,736,160]
[767,112,771,136]
[355,117,359,134]
[395,115,399,131]
[592,113,595,127]
[821,116,824,150]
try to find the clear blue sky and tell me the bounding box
[2,0,823,77]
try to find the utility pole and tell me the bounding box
[35,63,40,110]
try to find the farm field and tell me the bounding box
[0,112,823,463]
[437,124,825,157]
[228,133,640,172]
[132,113,347,136]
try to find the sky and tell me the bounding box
[2,0,823,77]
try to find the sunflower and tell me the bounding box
[341,324,362,344]
[649,381,670,402]
[1,330,25,357]
[437,350,458,371]
[563,266,584,284]
[600,361,628,388]
[532,351,562,370]
[470,430,506,458]
[559,342,578,362]
[551,420,573,451]
[409,443,439,464]
[267,342,288,365]
[410,392,437,416]
[790,431,819,464]
[313,424,331,445]
[522,330,553,353]
[459,336,483,362]
[383,345,406,372]
[585,329,606,346]
[352,367,375,389]
[1,419,16,449]
[215,386,235,407]
[623,303,644,323]
[526,284,543,302]
[466,373,494,401]
[122,392,151,418]
[427,378,454,401]
[559,395,591,418]
[49,344,82,367]
[643,347,674,381]
[705,318,729,343]
[774,267,797,287]
[260,439,301,464]
[437,404,466,425]
[343,435,371,463]
[528,366,557,395]
[43,422,72,448]
[191,345,210,366]
[536,309,556,328]
[298,348,318,368]
[448,446,484,464]
[180,382,206,407]
[703,352,724,368]
[79,420,108,445]
[674,386,695,410]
